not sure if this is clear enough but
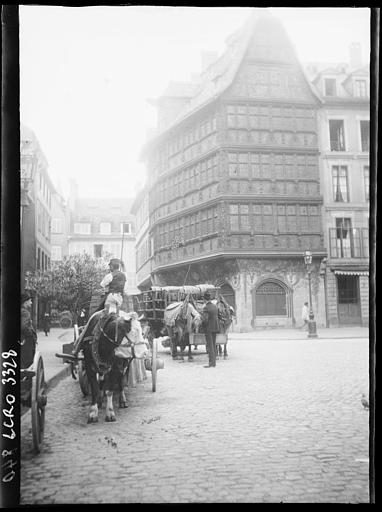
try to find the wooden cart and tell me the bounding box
[21,351,47,453]
[132,285,231,356]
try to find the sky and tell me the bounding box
[19,6,371,200]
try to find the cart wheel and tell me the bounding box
[151,338,158,393]
[78,359,89,396]
[60,316,72,329]
[31,352,47,454]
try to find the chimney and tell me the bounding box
[349,42,362,69]
[201,51,218,72]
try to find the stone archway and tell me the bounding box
[219,283,236,312]
[252,278,293,328]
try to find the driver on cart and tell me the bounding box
[20,291,38,373]
[97,258,127,314]
[72,259,128,357]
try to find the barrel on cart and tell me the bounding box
[132,285,233,357]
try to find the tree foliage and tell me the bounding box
[25,253,110,322]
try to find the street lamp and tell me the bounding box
[304,250,318,338]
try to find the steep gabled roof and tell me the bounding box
[142,9,321,156]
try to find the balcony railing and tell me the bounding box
[329,227,369,258]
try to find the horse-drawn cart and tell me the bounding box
[56,304,165,423]
[132,285,233,359]
[21,351,47,453]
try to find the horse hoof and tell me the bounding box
[105,415,116,422]
[119,402,129,409]
[224,355,228,359]
[87,417,98,424]
[188,357,194,361]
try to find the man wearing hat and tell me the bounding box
[20,291,37,368]
[202,292,219,368]
[98,258,127,314]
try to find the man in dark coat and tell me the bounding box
[20,291,37,368]
[202,292,219,368]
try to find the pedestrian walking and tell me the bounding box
[20,291,38,368]
[202,292,219,368]
[43,312,51,336]
[300,301,309,330]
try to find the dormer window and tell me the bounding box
[354,79,367,98]
[324,78,336,96]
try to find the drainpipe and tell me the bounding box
[320,258,329,328]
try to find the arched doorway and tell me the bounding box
[219,283,236,312]
[252,279,292,328]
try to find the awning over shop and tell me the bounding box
[333,270,369,276]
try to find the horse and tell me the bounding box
[78,310,133,423]
[163,299,202,361]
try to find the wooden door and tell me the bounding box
[337,275,361,325]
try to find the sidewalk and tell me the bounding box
[35,326,369,394]
[229,326,369,340]
[35,327,75,392]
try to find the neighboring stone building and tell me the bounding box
[67,181,138,294]
[50,191,70,262]
[131,185,152,290]
[305,47,370,326]
[140,11,328,331]
[21,124,56,326]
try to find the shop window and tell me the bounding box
[255,281,286,316]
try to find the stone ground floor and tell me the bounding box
[153,257,370,332]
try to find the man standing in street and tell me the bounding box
[20,291,38,368]
[202,292,219,368]
[300,301,309,330]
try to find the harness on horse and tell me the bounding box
[89,314,126,374]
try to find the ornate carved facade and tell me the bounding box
[141,12,328,330]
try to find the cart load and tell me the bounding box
[132,284,234,360]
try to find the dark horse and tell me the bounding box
[163,300,202,361]
[78,311,132,423]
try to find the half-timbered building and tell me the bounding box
[141,12,328,331]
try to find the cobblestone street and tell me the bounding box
[20,336,370,504]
